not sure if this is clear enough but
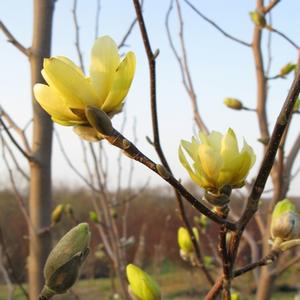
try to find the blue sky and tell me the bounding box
[1,0,300,196]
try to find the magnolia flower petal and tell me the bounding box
[102,52,136,112]
[198,144,222,181]
[33,84,82,124]
[178,147,203,187]
[90,36,120,106]
[42,57,98,108]
[207,131,222,150]
[221,128,239,163]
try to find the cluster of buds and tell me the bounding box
[270,199,300,247]
[126,264,161,300]
[177,227,199,266]
[39,223,91,299]
[179,129,255,206]
[34,36,136,141]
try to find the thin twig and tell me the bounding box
[0,20,29,56]
[269,27,299,50]
[263,0,281,14]
[183,0,251,47]
[0,116,33,162]
[72,0,85,72]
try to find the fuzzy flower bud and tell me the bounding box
[126,264,161,300]
[51,204,65,225]
[271,199,300,242]
[249,11,266,28]
[279,63,296,77]
[223,98,243,110]
[40,223,91,299]
[179,129,255,194]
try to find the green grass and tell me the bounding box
[0,266,298,300]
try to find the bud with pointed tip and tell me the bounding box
[85,106,114,136]
[51,204,65,225]
[279,63,296,77]
[249,11,266,28]
[223,98,243,110]
[126,264,161,300]
[40,223,91,299]
[271,199,300,242]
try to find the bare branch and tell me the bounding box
[263,0,281,14]
[72,0,85,72]
[269,26,299,50]
[183,0,252,47]
[0,115,33,162]
[0,20,29,56]
[239,65,300,229]
[166,0,208,133]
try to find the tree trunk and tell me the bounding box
[256,267,275,300]
[28,1,55,299]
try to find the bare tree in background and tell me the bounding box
[0,1,55,299]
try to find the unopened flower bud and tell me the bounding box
[249,11,266,28]
[126,264,161,300]
[85,106,114,136]
[40,223,91,299]
[223,98,243,110]
[293,98,300,112]
[231,291,240,300]
[64,203,74,217]
[177,227,199,255]
[110,208,118,219]
[89,211,100,223]
[279,63,296,77]
[51,204,65,225]
[271,199,300,242]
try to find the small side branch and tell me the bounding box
[0,20,29,56]
[183,0,251,47]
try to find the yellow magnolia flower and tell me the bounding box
[126,264,161,300]
[179,128,255,192]
[34,36,136,126]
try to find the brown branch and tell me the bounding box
[183,0,252,47]
[269,27,299,50]
[90,124,236,230]
[0,115,33,162]
[239,64,300,230]
[233,248,280,277]
[0,20,30,56]
[263,0,281,14]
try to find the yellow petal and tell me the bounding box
[33,84,83,124]
[102,52,136,112]
[178,147,203,187]
[198,144,222,182]
[89,36,120,106]
[221,128,239,163]
[42,57,98,109]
